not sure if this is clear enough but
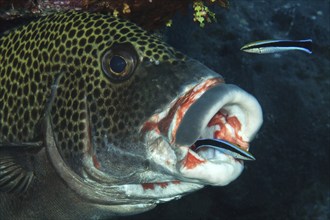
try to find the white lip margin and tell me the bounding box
[176,83,263,146]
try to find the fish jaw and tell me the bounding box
[45,71,262,209]
[141,78,263,186]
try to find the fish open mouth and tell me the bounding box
[142,77,263,186]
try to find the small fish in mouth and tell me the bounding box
[193,138,256,161]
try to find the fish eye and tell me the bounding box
[109,55,127,73]
[102,43,138,83]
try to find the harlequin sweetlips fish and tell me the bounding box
[0,11,263,219]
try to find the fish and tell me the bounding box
[0,11,263,219]
[240,39,313,54]
[194,138,256,161]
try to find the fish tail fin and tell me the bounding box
[299,39,313,54]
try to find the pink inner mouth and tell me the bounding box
[184,111,248,169]
[207,111,249,150]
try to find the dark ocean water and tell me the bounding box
[121,0,330,220]
[0,0,329,219]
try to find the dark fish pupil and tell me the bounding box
[110,55,126,73]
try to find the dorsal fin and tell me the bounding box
[0,155,34,193]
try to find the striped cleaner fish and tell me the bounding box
[241,39,313,54]
[0,11,263,219]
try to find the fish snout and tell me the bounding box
[141,74,263,186]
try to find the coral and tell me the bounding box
[0,0,229,29]
[193,1,217,28]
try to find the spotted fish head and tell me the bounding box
[1,11,263,215]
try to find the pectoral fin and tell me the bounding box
[0,142,41,193]
[0,155,34,193]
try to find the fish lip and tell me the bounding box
[175,83,263,146]
[171,83,263,185]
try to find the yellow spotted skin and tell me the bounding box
[0,11,187,174]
